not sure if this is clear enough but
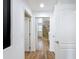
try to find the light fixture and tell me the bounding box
[40,3,44,8]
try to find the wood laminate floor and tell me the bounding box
[25,38,55,59]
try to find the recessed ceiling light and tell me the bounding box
[40,3,44,8]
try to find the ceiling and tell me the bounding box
[26,0,57,12]
[26,0,76,12]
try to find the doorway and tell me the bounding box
[34,17,55,59]
[24,11,31,59]
[36,17,50,51]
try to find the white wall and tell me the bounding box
[33,11,52,17]
[49,13,56,51]
[33,11,52,51]
[30,17,36,51]
[3,0,32,59]
[33,11,56,52]
[38,18,43,31]
[25,17,30,51]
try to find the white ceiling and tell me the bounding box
[26,0,57,12]
[58,0,76,4]
[26,0,76,12]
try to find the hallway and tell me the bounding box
[25,38,55,59]
[3,0,76,59]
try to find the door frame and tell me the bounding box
[24,10,31,52]
[35,17,50,51]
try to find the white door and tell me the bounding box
[25,17,30,51]
[54,5,76,59]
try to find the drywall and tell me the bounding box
[25,17,30,51]
[33,11,52,17]
[33,11,53,51]
[3,0,32,59]
[49,14,56,51]
[30,17,36,51]
[32,11,55,52]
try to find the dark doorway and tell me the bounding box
[3,0,11,49]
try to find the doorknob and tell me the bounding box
[55,41,59,44]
